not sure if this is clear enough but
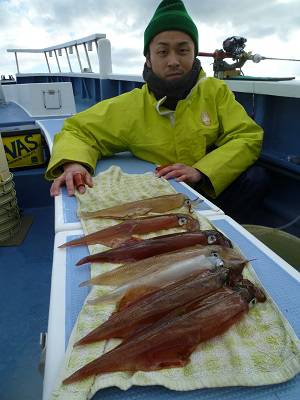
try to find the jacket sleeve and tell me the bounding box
[45,93,133,180]
[193,82,263,198]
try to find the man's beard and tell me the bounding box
[142,58,202,110]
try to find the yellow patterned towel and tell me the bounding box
[51,166,300,400]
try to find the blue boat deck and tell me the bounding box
[0,170,54,400]
[0,102,35,128]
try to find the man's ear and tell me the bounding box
[146,53,152,68]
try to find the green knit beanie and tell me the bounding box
[144,0,198,56]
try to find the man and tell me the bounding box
[46,0,266,221]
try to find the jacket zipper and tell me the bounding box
[169,113,175,127]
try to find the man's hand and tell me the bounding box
[50,163,93,197]
[155,163,202,184]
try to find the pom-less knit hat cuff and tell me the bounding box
[144,0,198,56]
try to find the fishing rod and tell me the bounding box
[198,36,300,79]
[253,55,300,62]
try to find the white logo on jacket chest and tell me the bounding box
[201,111,211,126]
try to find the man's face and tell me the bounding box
[147,30,195,81]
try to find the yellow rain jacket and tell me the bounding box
[46,75,263,197]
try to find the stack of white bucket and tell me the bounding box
[0,135,20,243]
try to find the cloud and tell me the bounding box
[0,0,16,29]
[187,0,300,38]
[3,0,300,38]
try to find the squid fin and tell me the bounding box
[122,207,152,218]
[191,198,204,207]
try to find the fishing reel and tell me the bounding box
[222,36,247,60]
[213,36,250,79]
[197,36,251,79]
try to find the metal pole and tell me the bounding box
[65,47,72,72]
[95,40,99,55]
[0,83,6,105]
[14,52,20,74]
[54,49,61,72]
[83,43,92,72]
[44,52,51,73]
[75,44,83,72]
[97,38,112,76]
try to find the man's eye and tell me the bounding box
[180,48,189,54]
[157,50,167,55]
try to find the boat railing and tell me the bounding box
[6,33,114,76]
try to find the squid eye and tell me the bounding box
[250,298,257,306]
[215,259,224,268]
[208,235,217,244]
[178,216,187,226]
[210,251,219,258]
[184,199,191,206]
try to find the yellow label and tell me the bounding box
[2,133,44,168]
[201,111,211,126]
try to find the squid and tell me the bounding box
[86,250,248,306]
[78,193,202,220]
[59,214,200,249]
[74,267,239,346]
[76,230,232,266]
[87,253,227,305]
[63,281,265,384]
[79,245,245,288]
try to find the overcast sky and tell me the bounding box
[1,0,300,79]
